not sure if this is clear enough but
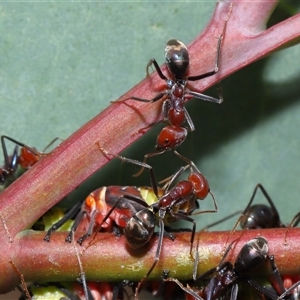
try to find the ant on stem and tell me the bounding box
[0,135,59,186]
[113,5,232,177]
[96,145,218,299]
[165,237,300,300]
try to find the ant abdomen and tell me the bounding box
[165,39,189,79]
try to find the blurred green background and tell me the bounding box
[1,1,300,298]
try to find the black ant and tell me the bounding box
[0,135,58,186]
[113,8,232,176]
[237,184,284,230]
[165,237,300,300]
[0,137,19,185]
[199,184,300,298]
[202,184,284,233]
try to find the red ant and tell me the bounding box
[165,237,300,300]
[0,135,58,186]
[45,145,217,298]
[94,146,218,299]
[44,146,167,243]
[114,8,231,176]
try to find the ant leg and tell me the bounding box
[78,273,94,300]
[151,269,170,297]
[71,231,94,300]
[132,149,166,179]
[173,150,200,173]
[284,211,300,244]
[42,137,62,152]
[278,281,300,300]
[1,136,19,174]
[159,164,191,192]
[230,284,238,300]
[135,211,166,299]
[187,89,223,104]
[187,4,232,82]
[98,143,159,197]
[268,255,285,295]
[76,210,98,245]
[44,200,83,242]
[163,278,203,300]
[183,106,195,132]
[111,91,166,105]
[58,284,81,300]
[200,210,243,232]
[1,135,42,157]
[65,209,88,243]
[146,58,168,80]
[224,184,280,248]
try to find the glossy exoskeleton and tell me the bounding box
[165,237,300,300]
[96,145,218,298]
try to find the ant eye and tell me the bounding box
[164,139,170,145]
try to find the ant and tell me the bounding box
[201,184,284,232]
[0,135,58,186]
[43,185,164,243]
[165,237,300,300]
[237,184,284,230]
[95,146,218,299]
[44,144,176,243]
[113,7,231,177]
[198,184,300,299]
[45,146,217,298]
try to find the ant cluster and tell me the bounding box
[2,7,300,300]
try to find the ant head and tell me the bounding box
[155,126,187,151]
[124,209,156,249]
[188,172,210,200]
[165,39,189,79]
